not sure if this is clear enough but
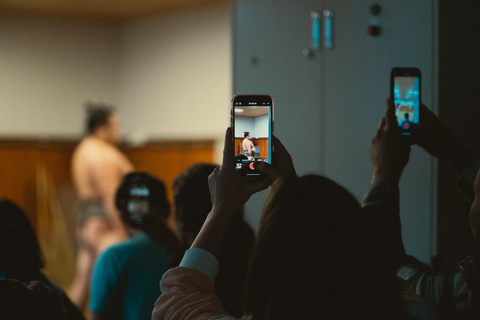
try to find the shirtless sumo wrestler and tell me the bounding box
[69,104,134,310]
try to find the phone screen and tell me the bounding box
[127,184,149,225]
[232,95,273,177]
[391,68,421,135]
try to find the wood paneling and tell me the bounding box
[0,140,76,227]
[0,138,214,227]
[0,137,214,289]
[124,140,215,205]
[234,138,269,159]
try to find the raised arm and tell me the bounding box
[413,104,479,202]
[413,104,476,176]
[153,129,294,320]
[369,98,411,184]
[393,103,480,318]
[363,98,411,264]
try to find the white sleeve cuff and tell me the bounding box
[180,248,219,282]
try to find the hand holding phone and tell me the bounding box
[390,67,421,136]
[231,95,274,177]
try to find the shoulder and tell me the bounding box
[130,234,170,260]
[96,238,134,266]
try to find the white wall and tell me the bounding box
[235,115,269,138]
[0,16,119,138]
[234,117,253,138]
[0,5,232,161]
[118,5,231,156]
[253,115,269,137]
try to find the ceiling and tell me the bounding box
[235,106,270,118]
[0,0,230,23]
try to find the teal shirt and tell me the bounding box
[90,233,170,320]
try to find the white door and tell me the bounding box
[233,0,324,231]
[233,0,437,263]
[320,0,436,263]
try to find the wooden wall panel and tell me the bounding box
[0,144,75,227]
[124,141,215,205]
[234,138,268,159]
[0,138,214,289]
[0,139,215,229]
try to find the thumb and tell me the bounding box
[255,162,283,181]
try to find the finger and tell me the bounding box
[377,117,387,130]
[222,127,234,170]
[255,162,283,181]
[419,103,432,123]
[385,98,397,128]
[207,167,220,205]
[272,136,296,176]
[245,175,271,195]
[272,135,288,158]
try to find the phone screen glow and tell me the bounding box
[393,76,420,133]
[233,98,272,176]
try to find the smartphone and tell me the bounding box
[126,182,150,226]
[231,95,274,177]
[390,67,421,135]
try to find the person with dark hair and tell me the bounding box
[378,101,480,319]
[0,199,85,320]
[0,279,78,320]
[69,102,134,310]
[152,126,437,319]
[90,172,182,320]
[173,163,254,317]
[242,131,255,160]
[85,103,116,135]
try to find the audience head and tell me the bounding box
[173,163,218,246]
[244,175,403,319]
[85,102,119,143]
[0,199,44,278]
[115,172,170,232]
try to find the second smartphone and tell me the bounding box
[231,95,274,177]
[390,67,421,135]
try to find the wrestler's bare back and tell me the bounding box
[72,136,133,199]
[69,135,133,308]
[72,136,133,231]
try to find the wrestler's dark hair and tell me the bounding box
[85,102,116,134]
[244,131,250,138]
[0,199,44,277]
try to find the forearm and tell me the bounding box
[398,254,480,317]
[442,139,476,176]
[190,204,237,259]
[362,179,406,262]
[153,252,235,320]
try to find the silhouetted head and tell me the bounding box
[245,175,402,319]
[115,172,170,231]
[0,199,43,275]
[85,102,120,144]
[173,163,217,246]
